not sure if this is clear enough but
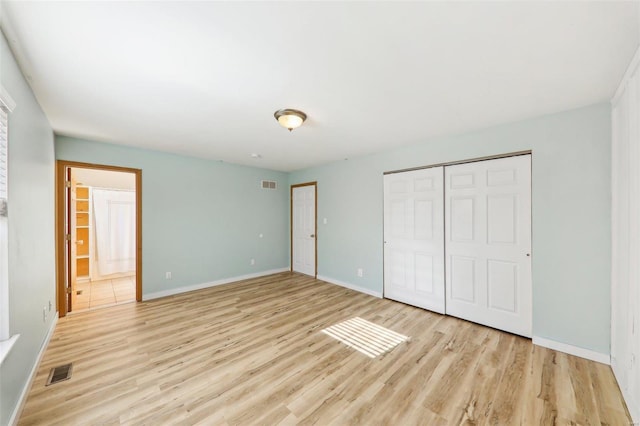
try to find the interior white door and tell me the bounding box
[383,167,445,313]
[292,184,316,276]
[445,155,532,337]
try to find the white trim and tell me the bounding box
[9,314,58,426]
[0,85,16,112]
[316,275,383,298]
[0,333,19,365]
[612,360,640,423]
[533,336,610,365]
[611,39,640,424]
[0,105,9,341]
[612,45,640,105]
[0,217,8,341]
[143,268,289,300]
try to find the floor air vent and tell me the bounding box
[46,363,73,386]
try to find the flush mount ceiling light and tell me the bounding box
[274,109,307,132]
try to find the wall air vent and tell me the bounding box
[261,180,277,190]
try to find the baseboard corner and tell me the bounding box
[532,336,610,365]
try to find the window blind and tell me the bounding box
[0,107,7,217]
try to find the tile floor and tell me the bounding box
[73,275,136,311]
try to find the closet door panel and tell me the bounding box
[445,155,532,337]
[383,167,445,314]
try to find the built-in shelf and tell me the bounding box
[75,185,90,278]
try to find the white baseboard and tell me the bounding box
[316,275,382,298]
[143,268,290,301]
[533,336,610,365]
[9,313,58,426]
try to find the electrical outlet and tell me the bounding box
[165,272,172,279]
[250,258,255,266]
[323,218,328,225]
[259,233,263,238]
[357,268,363,277]
[43,307,47,322]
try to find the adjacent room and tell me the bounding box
[0,1,639,425]
[65,166,139,312]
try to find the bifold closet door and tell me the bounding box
[445,155,532,337]
[383,167,445,314]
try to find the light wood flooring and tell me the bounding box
[19,272,631,425]
[73,276,136,311]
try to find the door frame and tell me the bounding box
[66,167,77,311]
[55,160,142,317]
[290,181,317,277]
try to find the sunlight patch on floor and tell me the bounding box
[321,317,409,358]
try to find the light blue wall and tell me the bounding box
[0,33,56,425]
[290,103,612,355]
[55,136,290,296]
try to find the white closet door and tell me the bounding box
[292,184,316,276]
[383,167,445,314]
[445,155,532,337]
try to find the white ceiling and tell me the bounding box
[1,1,638,172]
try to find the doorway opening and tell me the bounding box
[56,161,142,316]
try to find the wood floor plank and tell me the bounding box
[18,272,631,425]
[450,331,512,424]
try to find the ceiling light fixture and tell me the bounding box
[274,109,307,132]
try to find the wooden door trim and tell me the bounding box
[56,160,142,317]
[55,162,65,316]
[290,182,317,278]
[67,167,75,310]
